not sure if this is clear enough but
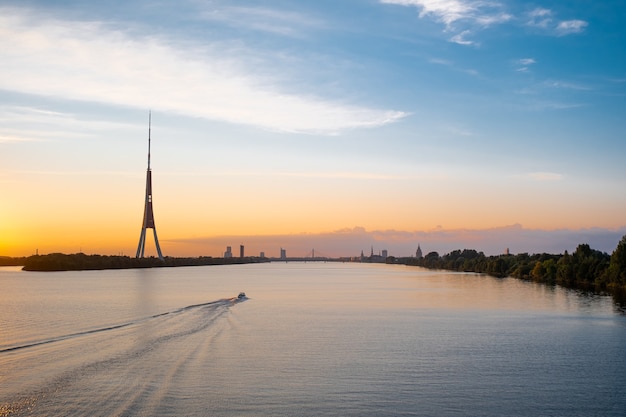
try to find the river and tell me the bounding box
[1,262,625,416]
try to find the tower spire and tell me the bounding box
[136,111,164,260]
[147,110,151,170]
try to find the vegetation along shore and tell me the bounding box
[2,234,625,298]
[2,253,269,271]
[397,235,626,296]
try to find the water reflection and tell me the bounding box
[134,268,156,318]
[291,265,619,316]
[611,289,626,314]
[2,263,625,417]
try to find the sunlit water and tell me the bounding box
[1,262,625,416]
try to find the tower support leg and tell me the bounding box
[136,228,147,258]
[152,228,164,261]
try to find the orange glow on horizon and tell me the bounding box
[2,166,625,257]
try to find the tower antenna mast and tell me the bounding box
[148,110,151,170]
[136,110,164,260]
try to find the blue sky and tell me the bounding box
[1,0,625,257]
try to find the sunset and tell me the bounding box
[1,0,625,259]
[2,2,626,415]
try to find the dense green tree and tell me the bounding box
[0,256,26,266]
[531,261,545,282]
[401,237,626,297]
[22,253,269,271]
[556,251,573,286]
[607,235,626,288]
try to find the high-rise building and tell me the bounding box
[416,244,423,259]
[280,248,287,259]
[240,245,245,258]
[224,246,232,258]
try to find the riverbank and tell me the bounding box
[15,253,270,271]
[394,234,626,297]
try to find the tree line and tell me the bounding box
[0,256,27,266]
[19,253,270,271]
[397,235,626,294]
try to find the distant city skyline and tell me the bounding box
[1,0,625,257]
[168,225,626,259]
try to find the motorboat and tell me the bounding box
[237,292,246,299]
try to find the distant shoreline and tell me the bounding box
[3,238,624,302]
[1,253,270,271]
[391,235,626,299]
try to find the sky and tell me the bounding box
[1,0,625,258]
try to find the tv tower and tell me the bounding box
[136,111,164,260]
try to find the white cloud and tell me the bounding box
[514,58,536,72]
[527,9,587,36]
[527,7,553,28]
[381,0,510,46]
[450,30,476,46]
[556,20,588,35]
[529,8,552,17]
[518,58,536,66]
[381,0,510,28]
[384,2,586,42]
[544,80,591,91]
[199,6,325,38]
[428,57,454,66]
[474,12,512,26]
[0,8,407,135]
[0,105,136,142]
[427,57,478,75]
[381,0,473,26]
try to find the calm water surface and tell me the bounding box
[1,262,625,416]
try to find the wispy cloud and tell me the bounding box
[383,2,588,44]
[0,105,135,142]
[526,8,588,36]
[428,57,453,66]
[450,30,477,46]
[514,57,536,72]
[544,80,591,91]
[0,8,407,135]
[525,100,586,111]
[381,0,511,46]
[381,0,511,28]
[527,7,553,28]
[162,170,450,182]
[517,58,536,66]
[556,20,588,36]
[199,6,325,38]
[427,57,479,75]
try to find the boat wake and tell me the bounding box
[0,296,243,354]
[1,295,247,416]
